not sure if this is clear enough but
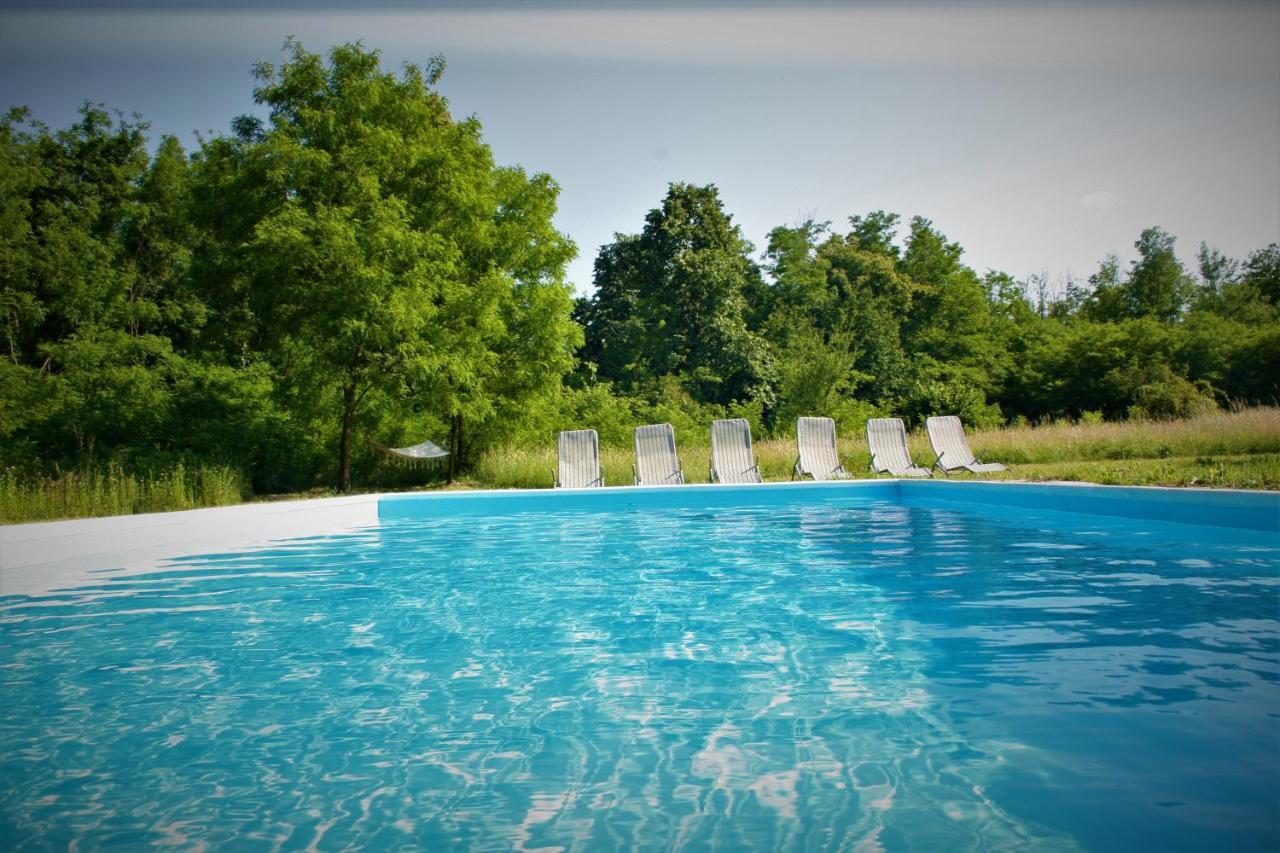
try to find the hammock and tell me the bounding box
[372,439,449,461]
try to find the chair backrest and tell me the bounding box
[797,416,842,480]
[926,415,977,468]
[557,429,602,488]
[866,418,916,473]
[711,418,761,483]
[634,423,681,485]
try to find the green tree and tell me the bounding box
[759,219,829,323]
[760,214,915,412]
[1189,243,1277,325]
[581,183,774,407]
[769,314,869,431]
[898,217,1009,416]
[1126,227,1194,321]
[1241,243,1280,305]
[848,210,901,258]
[190,41,577,491]
[1196,242,1238,295]
[575,234,647,386]
[0,108,43,369]
[1081,253,1129,322]
[0,105,227,462]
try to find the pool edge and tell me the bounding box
[4,480,1276,593]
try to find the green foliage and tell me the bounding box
[580,183,775,407]
[190,41,578,490]
[0,103,280,474]
[1082,229,1195,322]
[3,39,1279,515]
[902,378,1003,429]
[1126,227,1195,321]
[0,460,247,523]
[1242,244,1280,304]
[1127,369,1217,421]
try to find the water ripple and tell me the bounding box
[1,500,1277,850]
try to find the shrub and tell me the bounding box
[903,378,1003,429]
[1131,372,1218,420]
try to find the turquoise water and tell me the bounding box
[2,495,1278,850]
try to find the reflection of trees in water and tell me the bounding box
[412,503,1077,850]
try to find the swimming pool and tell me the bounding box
[2,482,1277,850]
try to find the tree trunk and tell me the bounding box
[447,413,463,484]
[338,383,356,494]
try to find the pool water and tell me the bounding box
[2,495,1278,850]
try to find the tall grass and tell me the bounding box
[948,407,1280,464]
[475,407,1280,490]
[6,409,1277,523]
[0,462,249,524]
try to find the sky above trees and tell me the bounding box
[1,0,1277,295]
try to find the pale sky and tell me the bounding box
[2,1,1277,295]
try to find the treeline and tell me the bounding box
[2,42,1277,495]
[576,186,1279,441]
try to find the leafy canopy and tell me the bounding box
[190,41,579,489]
[580,182,774,407]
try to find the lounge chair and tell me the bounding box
[866,418,932,478]
[555,429,604,488]
[709,418,764,484]
[634,423,685,485]
[926,415,1009,476]
[793,416,851,481]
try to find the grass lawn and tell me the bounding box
[473,407,1280,490]
[3,408,1278,523]
[982,453,1280,490]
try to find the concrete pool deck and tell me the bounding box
[0,494,380,597]
[3,480,1277,597]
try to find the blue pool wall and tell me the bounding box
[903,480,1278,533]
[379,480,1280,534]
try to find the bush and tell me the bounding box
[632,377,721,445]
[554,384,638,447]
[828,397,884,438]
[902,378,1003,429]
[1130,371,1219,421]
